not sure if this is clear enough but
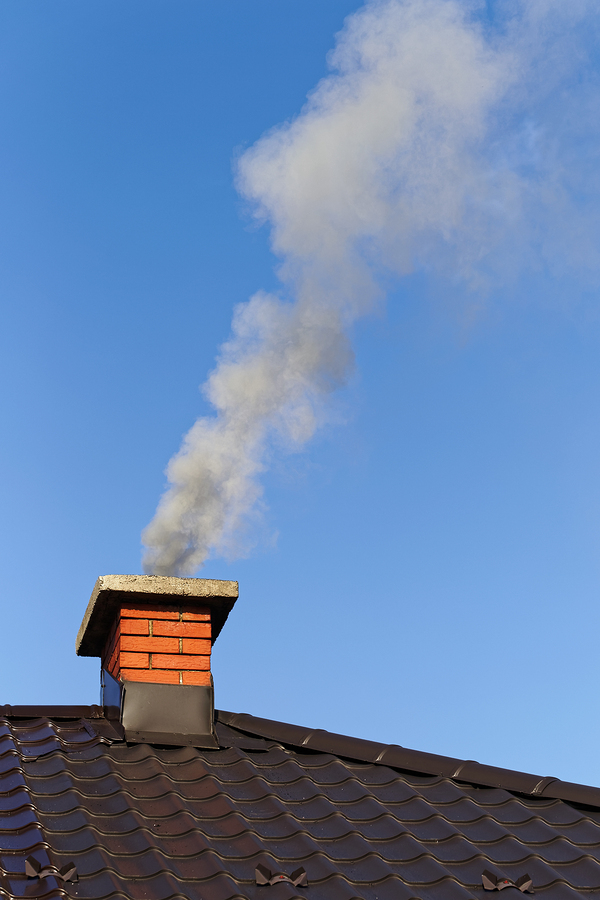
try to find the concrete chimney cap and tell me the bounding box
[76,574,239,658]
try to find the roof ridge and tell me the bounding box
[0,705,104,719]
[216,710,600,810]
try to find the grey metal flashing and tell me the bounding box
[121,680,218,748]
[76,574,238,657]
[85,716,124,742]
[122,730,218,747]
[100,667,122,710]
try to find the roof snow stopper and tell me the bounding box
[255,864,307,887]
[26,856,78,883]
[482,870,533,893]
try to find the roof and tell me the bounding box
[2,706,600,900]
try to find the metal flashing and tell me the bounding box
[122,729,219,747]
[100,667,122,713]
[121,680,217,748]
[84,715,124,742]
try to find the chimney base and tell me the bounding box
[121,680,217,748]
[101,668,217,747]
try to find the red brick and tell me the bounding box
[152,621,210,639]
[121,668,180,684]
[120,603,180,620]
[105,653,119,680]
[105,619,117,648]
[120,651,149,669]
[182,671,211,686]
[102,622,121,665]
[103,628,121,671]
[151,654,210,671]
[181,607,210,621]
[106,639,121,678]
[182,638,211,655]
[100,600,214,684]
[120,618,149,635]
[121,635,179,653]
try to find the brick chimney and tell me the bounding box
[100,597,212,686]
[76,575,238,745]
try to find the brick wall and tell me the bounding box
[101,602,211,686]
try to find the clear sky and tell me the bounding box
[2,0,600,787]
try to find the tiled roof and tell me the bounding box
[1,705,600,900]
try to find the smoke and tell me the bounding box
[142,0,600,576]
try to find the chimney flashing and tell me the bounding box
[76,574,238,658]
[120,680,218,748]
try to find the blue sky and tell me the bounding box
[2,0,600,787]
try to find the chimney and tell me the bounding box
[76,574,238,746]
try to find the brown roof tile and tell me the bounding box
[1,707,599,900]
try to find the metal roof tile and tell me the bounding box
[546,855,600,889]
[416,833,482,864]
[477,834,536,864]
[496,855,580,888]
[508,816,578,844]
[0,791,32,816]
[0,825,46,853]
[345,812,410,841]
[0,755,22,779]
[390,851,458,884]
[534,838,594,865]
[477,797,543,825]
[3,708,600,900]
[333,851,399,882]
[0,773,27,796]
[510,799,586,826]
[333,795,396,822]
[560,816,600,844]
[437,796,510,825]
[0,807,39,833]
[388,794,447,822]
[451,814,516,843]
[317,775,394,804]
[413,778,473,805]
[1,875,61,899]
[532,883,596,900]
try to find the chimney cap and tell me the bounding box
[76,574,238,657]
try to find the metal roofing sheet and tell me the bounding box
[0,708,599,900]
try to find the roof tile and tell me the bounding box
[2,708,600,900]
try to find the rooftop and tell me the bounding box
[1,704,600,900]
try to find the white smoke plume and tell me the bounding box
[142,0,600,575]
